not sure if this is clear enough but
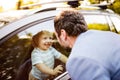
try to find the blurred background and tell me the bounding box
[0,0,120,14]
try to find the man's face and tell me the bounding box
[55,31,70,48]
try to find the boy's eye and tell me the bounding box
[43,37,53,40]
[49,37,53,40]
[43,37,47,39]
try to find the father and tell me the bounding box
[54,9,120,80]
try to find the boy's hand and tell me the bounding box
[53,65,63,75]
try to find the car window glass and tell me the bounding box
[84,15,110,31]
[110,16,120,34]
[0,20,54,80]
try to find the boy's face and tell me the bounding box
[38,34,53,51]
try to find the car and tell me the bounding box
[0,1,120,80]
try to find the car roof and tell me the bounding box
[0,7,118,40]
[0,10,57,40]
[0,1,119,42]
[0,0,115,27]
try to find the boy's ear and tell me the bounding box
[60,29,67,40]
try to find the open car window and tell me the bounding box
[0,16,69,80]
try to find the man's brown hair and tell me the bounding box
[54,10,88,37]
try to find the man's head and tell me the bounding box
[54,10,88,48]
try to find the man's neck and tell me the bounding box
[68,36,77,48]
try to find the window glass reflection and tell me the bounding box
[84,15,110,31]
[110,16,120,34]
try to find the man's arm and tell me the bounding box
[66,57,110,80]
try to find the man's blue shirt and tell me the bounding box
[66,30,120,80]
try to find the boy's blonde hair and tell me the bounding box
[32,30,53,48]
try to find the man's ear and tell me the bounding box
[60,29,67,40]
